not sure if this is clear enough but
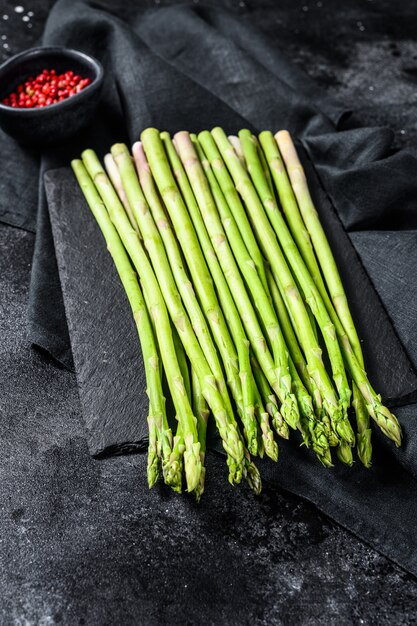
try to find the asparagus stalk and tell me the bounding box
[252,384,279,462]
[71,159,172,488]
[265,266,334,450]
[177,131,299,431]
[164,327,190,493]
[192,368,209,502]
[239,128,354,445]
[123,141,237,443]
[134,133,246,482]
[114,142,249,473]
[198,134,326,458]
[250,356,289,440]
[136,132,240,416]
[272,132,369,458]
[196,132,268,292]
[274,130,399,453]
[104,153,140,234]
[209,129,351,447]
[253,134,275,198]
[81,150,248,489]
[269,131,369,463]
[159,133,261,459]
[159,133,263,493]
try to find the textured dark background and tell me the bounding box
[1,1,417,624]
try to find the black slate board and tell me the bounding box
[46,169,148,457]
[45,160,417,457]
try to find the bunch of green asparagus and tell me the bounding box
[71,127,402,500]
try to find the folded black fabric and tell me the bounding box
[45,164,417,578]
[2,0,417,576]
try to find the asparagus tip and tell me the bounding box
[316,447,333,468]
[336,441,354,467]
[271,412,290,440]
[163,461,183,493]
[357,429,373,468]
[373,404,402,447]
[147,451,160,488]
[244,458,262,495]
[183,440,202,493]
[281,394,300,430]
[194,465,206,503]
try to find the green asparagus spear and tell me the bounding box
[209,128,351,446]
[81,149,240,489]
[164,327,190,493]
[240,129,354,445]
[195,132,268,292]
[71,159,172,488]
[192,368,209,502]
[250,356,289,440]
[135,133,246,482]
[104,153,140,234]
[114,141,235,442]
[184,132,299,430]
[275,130,399,453]
[159,132,261,459]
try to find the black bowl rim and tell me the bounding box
[0,46,104,116]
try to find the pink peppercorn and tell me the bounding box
[1,68,92,108]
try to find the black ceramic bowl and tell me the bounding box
[0,47,104,146]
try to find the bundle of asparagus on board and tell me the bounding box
[71,127,402,500]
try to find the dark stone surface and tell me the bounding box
[1,1,417,625]
[45,169,149,456]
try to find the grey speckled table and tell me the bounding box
[1,1,417,624]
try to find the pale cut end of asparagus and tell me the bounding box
[274,130,305,178]
[103,153,140,234]
[132,140,151,175]
[228,135,246,167]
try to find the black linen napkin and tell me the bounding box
[45,165,417,577]
[2,0,417,576]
